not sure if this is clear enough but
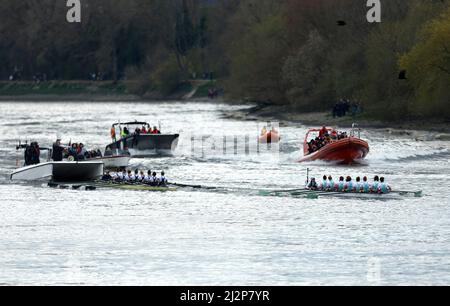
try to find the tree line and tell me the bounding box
[0,0,449,120]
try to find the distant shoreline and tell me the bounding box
[1,83,449,137]
[221,103,450,139]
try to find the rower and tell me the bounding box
[307,178,319,190]
[327,176,335,191]
[102,171,112,181]
[143,170,152,184]
[116,171,124,182]
[378,177,391,194]
[320,175,328,190]
[362,177,370,193]
[160,171,168,186]
[152,172,159,186]
[355,177,362,193]
[138,171,145,182]
[125,170,133,181]
[371,176,380,193]
[344,176,353,193]
[129,170,136,181]
[337,177,345,192]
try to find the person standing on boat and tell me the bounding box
[319,126,328,138]
[111,125,116,142]
[52,138,65,162]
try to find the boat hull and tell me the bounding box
[10,163,53,181]
[11,161,104,182]
[106,134,179,157]
[300,137,369,163]
[52,162,104,182]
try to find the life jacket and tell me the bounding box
[111,128,116,138]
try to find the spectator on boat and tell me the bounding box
[307,178,319,190]
[371,176,380,193]
[111,125,116,142]
[67,143,78,160]
[337,177,345,192]
[319,126,328,138]
[378,177,391,194]
[52,138,65,162]
[121,127,130,139]
[151,126,161,134]
[141,126,148,134]
[331,130,338,140]
[362,177,370,193]
[344,176,353,193]
[78,143,87,160]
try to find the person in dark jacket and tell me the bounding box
[52,138,65,162]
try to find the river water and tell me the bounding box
[0,101,449,285]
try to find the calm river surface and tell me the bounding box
[0,101,449,285]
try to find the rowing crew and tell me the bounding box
[102,170,168,186]
[307,175,391,194]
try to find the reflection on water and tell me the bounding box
[0,101,449,285]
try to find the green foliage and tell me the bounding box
[1,0,449,120]
[399,6,450,118]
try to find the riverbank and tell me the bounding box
[221,103,450,140]
[0,80,219,102]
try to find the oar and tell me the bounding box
[170,182,217,190]
[391,190,423,197]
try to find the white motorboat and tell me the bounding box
[11,161,104,182]
[10,163,53,181]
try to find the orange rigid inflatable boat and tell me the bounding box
[259,131,280,144]
[299,128,369,163]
